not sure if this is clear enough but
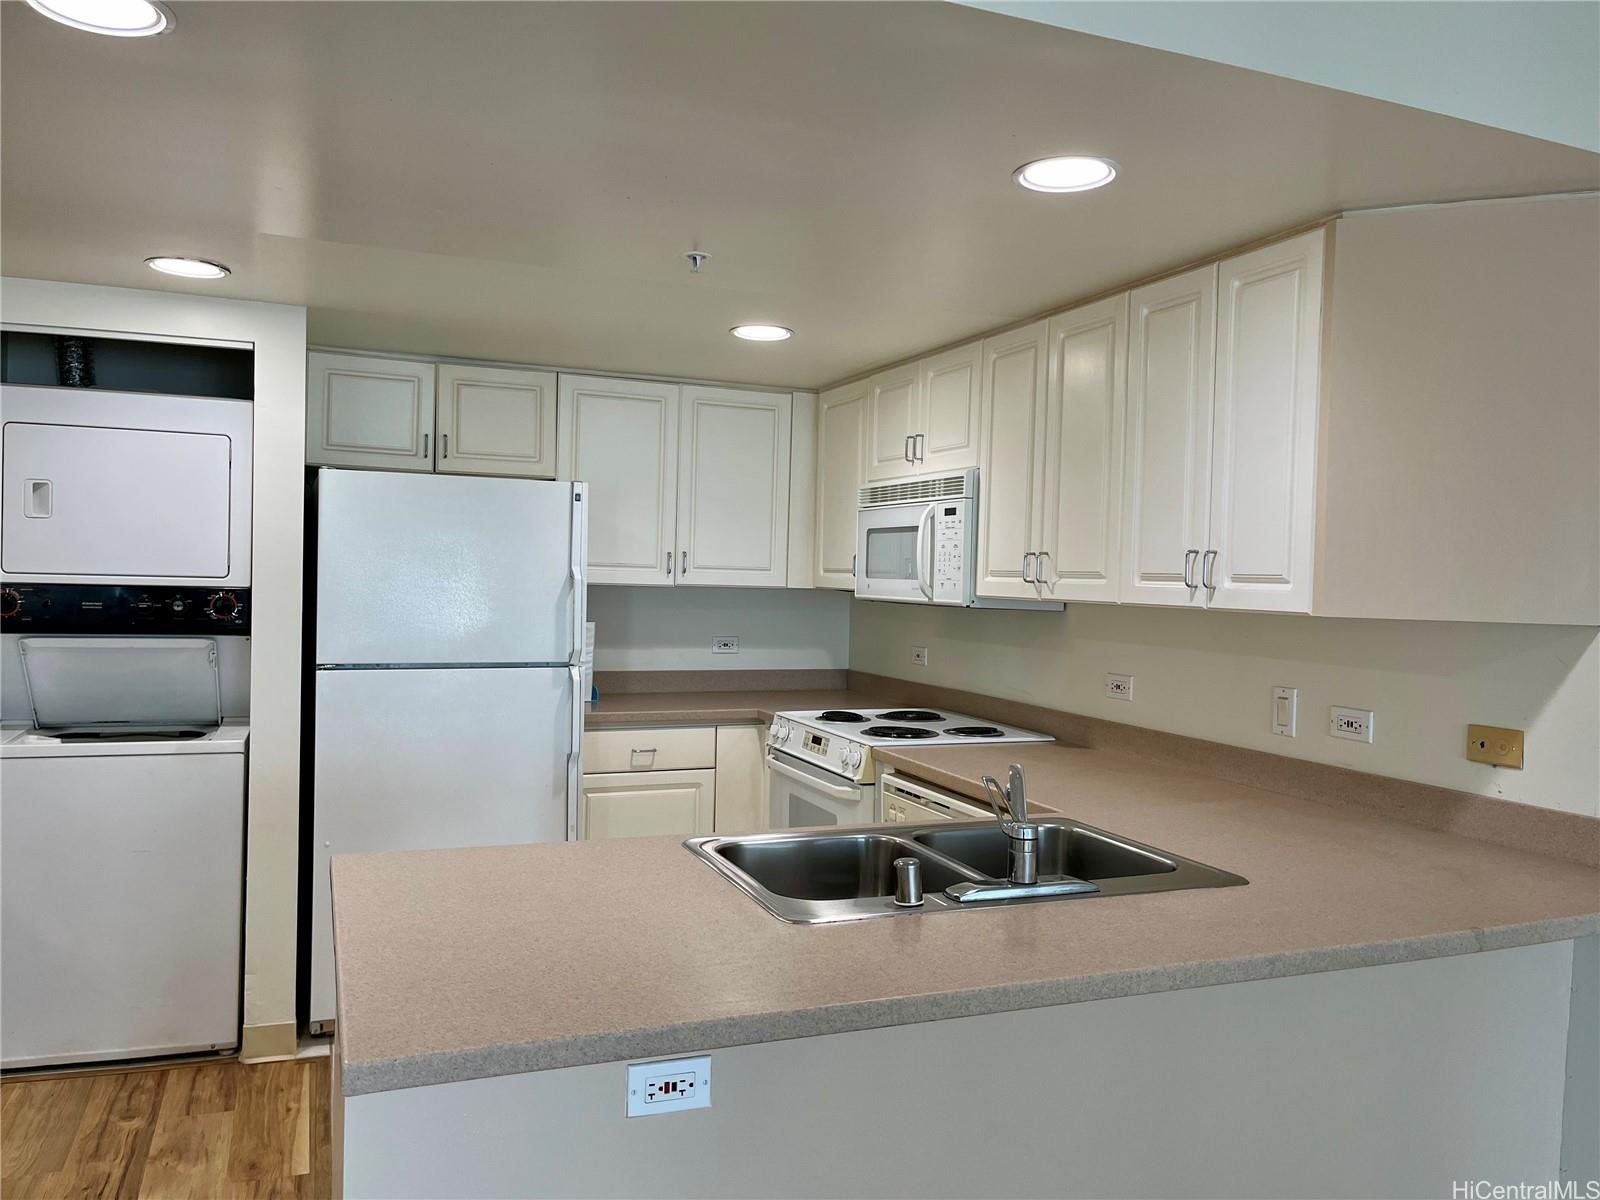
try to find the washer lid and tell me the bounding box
[17,637,221,728]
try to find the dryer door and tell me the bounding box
[2,422,234,580]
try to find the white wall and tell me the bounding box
[851,600,1600,818]
[588,586,850,672]
[963,0,1600,152]
[0,278,307,1059]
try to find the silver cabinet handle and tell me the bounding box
[913,433,925,461]
[1036,550,1052,587]
[441,433,449,459]
[422,433,430,459]
[1202,549,1218,590]
[630,748,657,768]
[904,434,914,463]
[666,552,672,575]
[1183,549,1199,589]
[1021,552,1036,583]
[681,550,687,575]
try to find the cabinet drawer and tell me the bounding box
[582,726,716,773]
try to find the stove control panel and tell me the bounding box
[0,583,251,635]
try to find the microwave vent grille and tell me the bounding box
[858,474,968,508]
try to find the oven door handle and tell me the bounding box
[766,753,866,801]
[914,505,935,600]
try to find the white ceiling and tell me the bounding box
[3,1,1595,389]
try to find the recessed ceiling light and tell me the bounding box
[1013,155,1119,194]
[145,256,230,279]
[26,0,173,37]
[731,324,793,342]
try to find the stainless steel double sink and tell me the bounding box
[686,818,1246,924]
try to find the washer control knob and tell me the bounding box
[0,587,20,619]
[206,591,241,621]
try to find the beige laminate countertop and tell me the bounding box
[330,737,1600,1097]
[583,689,882,728]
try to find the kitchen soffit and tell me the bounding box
[1,1,1595,390]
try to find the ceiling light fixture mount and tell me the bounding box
[1013,155,1119,193]
[730,324,793,342]
[145,256,230,280]
[26,0,174,37]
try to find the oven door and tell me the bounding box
[854,501,934,603]
[766,750,874,830]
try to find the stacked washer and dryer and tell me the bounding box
[0,383,253,1070]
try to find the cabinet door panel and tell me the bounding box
[1121,265,1216,606]
[919,340,982,473]
[307,352,435,470]
[436,364,557,478]
[1209,230,1324,613]
[863,365,921,482]
[677,387,792,588]
[580,769,715,840]
[975,320,1049,600]
[557,375,678,586]
[1042,294,1127,603]
[815,382,867,589]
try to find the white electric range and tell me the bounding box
[765,706,1053,830]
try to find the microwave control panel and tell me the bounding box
[932,502,971,602]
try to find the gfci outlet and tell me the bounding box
[1104,673,1133,701]
[711,636,738,654]
[911,646,929,667]
[626,1055,711,1117]
[1330,706,1375,743]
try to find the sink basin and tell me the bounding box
[717,834,974,901]
[688,816,1245,924]
[912,824,1174,883]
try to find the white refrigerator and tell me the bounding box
[307,468,586,1030]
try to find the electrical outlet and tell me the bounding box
[1272,687,1298,737]
[1466,724,1524,768]
[1104,673,1133,701]
[911,646,928,667]
[1330,706,1375,743]
[711,636,738,654]
[626,1055,711,1117]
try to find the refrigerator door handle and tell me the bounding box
[567,663,584,841]
[569,483,587,667]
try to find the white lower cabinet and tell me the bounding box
[713,725,768,834]
[579,769,715,840]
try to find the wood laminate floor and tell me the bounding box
[0,1057,331,1200]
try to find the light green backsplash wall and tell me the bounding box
[849,600,1600,818]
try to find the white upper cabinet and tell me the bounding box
[1039,294,1128,603]
[974,320,1049,601]
[814,381,867,589]
[676,387,792,588]
[557,375,679,587]
[863,363,921,482]
[1207,230,1324,612]
[918,340,983,475]
[435,364,557,479]
[307,352,436,471]
[1121,264,1217,607]
[863,343,983,483]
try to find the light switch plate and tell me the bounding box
[626,1056,711,1117]
[1466,724,1524,768]
[1272,686,1297,737]
[911,646,928,667]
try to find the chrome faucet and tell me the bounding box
[981,763,1040,885]
[945,762,1100,903]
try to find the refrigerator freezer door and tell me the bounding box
[309,665,575,1027]
[315,470,579,666]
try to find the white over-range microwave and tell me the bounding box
[855,469,979,605]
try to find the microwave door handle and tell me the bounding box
[915,505,935,599]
